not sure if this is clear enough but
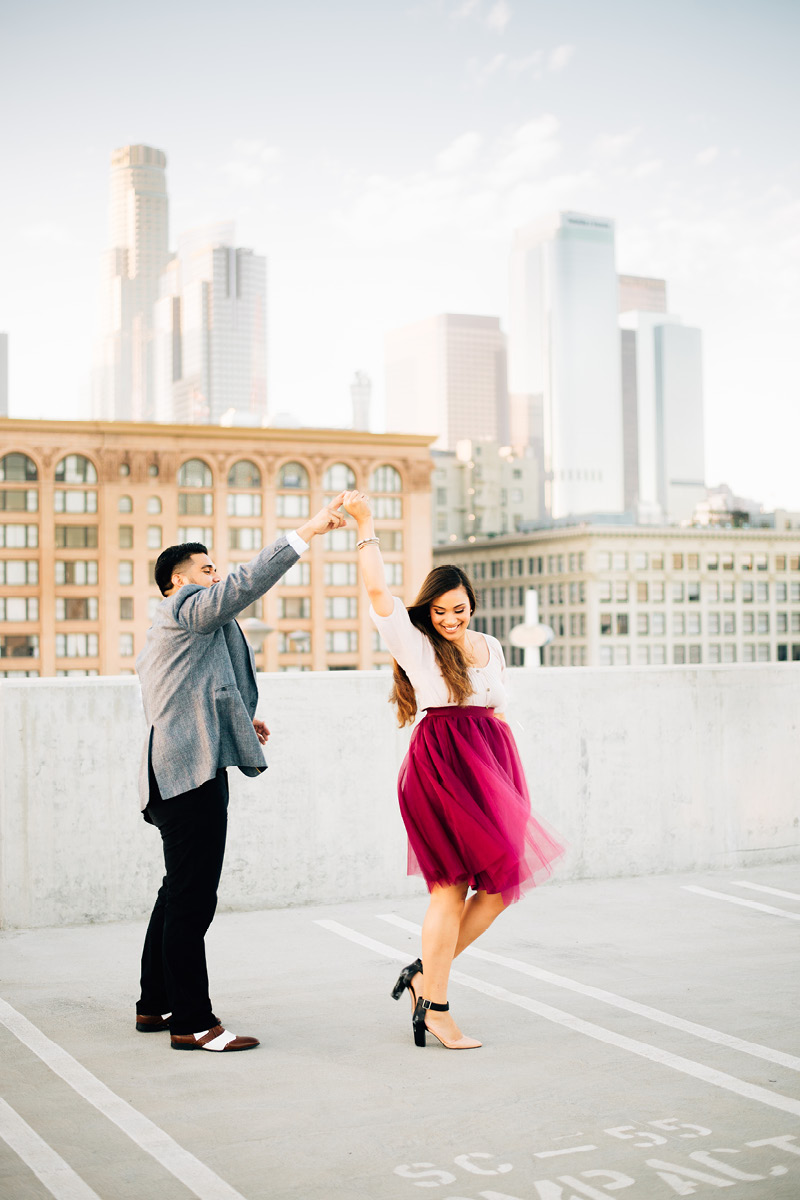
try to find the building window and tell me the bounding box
[55,526,97,549]
[673,613,685,635]
[278,461,309,489]
[723,613,736,634]
[616,614,628,635]
[598,646,613,665]
[373,496,402,519]
[707,644,721,663]
[119,525,133,549]
[491,616,506,640]
[672,553,684,570]
[652,613,666,635]
[742,644,755,662]
[651,554,664,570]
[721,554,734,571]
[596,551,611,570]
[0,597,38,621]
[777,644,788,661]
[179,492,213,516]
[147,526,162,549]
[54,490,97,514]
[637,614,649,635]
[600,614,612,635]
[55,597,97,621]
[635,645,650,665]
[614,581,628,602]
[177,459,212,488]
[148,463,159,477]
[325,630,358,653]
[0,560,38,585]
[722,582,735,602]
[756,582,769,603]
[323,463,356,492]
[385,562,404,586]
[56,560,97,585]
[673,645,686,664]
[0,634,39,657]
[228,460,262,489]
[119,633,134,657]
[776,582,788,602]
[651,645,666,664]
[777,612,788,633]
[742,612,754,634]
[119,462,130,477]
[637,582,648,602]
[687,582,700,602]
[757,644,770,662]
[741,554,753,572]
[688,554,699,570]
[276,493,309,518]
[324,528,357,551]
[119,561,133,586]
[707,554,719,571]
[228,493,262,517]
[324,597,356,619]
[688,645,702,664]
[370,465,402,492]
[0,489,38,512]
[757,613,770,635]
[147,496,162,514]
[55,633,98,658]
[55,455,97,484]
[279,596,312,619]
[671,582,684,602]
[612,552,627,570]
[708,612,720,635]
[120,598,134,620]
[177,527,213,547]
[687,612,701,636]
[281,561,310,586]
[742,582,754,603]
[118,495,133,513]
[324,562,357,586]
[651,582,665,602]
[0,453,38,481]
[229,527,263,551]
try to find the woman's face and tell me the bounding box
[429,586,472,642]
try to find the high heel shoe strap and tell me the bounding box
[420,999,449,1012]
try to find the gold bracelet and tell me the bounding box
[357,537,380,549]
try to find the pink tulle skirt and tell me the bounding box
[398,706,565,905]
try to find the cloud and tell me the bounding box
[486,1,512,32]
[437,131,483,172]
[508,51,544,76]
[221,140,280,187]
[466,52,508,85]
[548,44,575,72]
[593,128,641,158]
[490,115,561,187]
[696,146,720,166]
[630,158,663,178]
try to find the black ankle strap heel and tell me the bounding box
[412,996,449,1047]
[391,958,423,1001]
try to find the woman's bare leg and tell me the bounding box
[416,882,480,1044]
[453,889,508,958]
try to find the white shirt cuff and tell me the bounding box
[286,529,309,555]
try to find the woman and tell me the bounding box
[342,491,564,1051]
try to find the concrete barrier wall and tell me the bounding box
[0,666,797,928]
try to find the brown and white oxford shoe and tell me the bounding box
[170,1024,260,1052]
[135,1013,171,1032]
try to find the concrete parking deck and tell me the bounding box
[1,864,799,1200]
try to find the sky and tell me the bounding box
[1,0,799,507]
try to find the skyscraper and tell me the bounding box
[94,145,170,422]
[154,224,268,426]
[385,314,508,451]
[619,310,705,523]
[350,371,371,430]
[618,274,667,315]
[509,212,624,519]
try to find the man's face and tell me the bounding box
[171,553,220,591]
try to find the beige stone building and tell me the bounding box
[0,418,433,677]
[435,524,800,668]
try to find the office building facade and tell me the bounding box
[435,526,800,669]
[385,314,508,451]
[431,441,541,544]
[509,212,624,519]
[0,417,433,678]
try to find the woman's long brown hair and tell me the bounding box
[390,564,478,727]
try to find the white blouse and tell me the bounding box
[369,596,509,712]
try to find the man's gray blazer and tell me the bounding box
[136,535,299,809]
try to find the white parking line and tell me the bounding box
[0,1098,101,1200]
[731,881,800,902]
[315,919,800,1119]
[376,912,800,1073]
[682,885,800,920]
[0,998,246,1200]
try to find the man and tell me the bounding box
[135,495,346,1052]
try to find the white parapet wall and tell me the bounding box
[0,666,798,929]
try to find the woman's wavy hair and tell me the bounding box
[390,564,478,727]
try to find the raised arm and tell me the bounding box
[342,490,394,616]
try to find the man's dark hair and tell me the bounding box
[155,543,208,596]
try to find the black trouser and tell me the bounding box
[137,769,229,1035]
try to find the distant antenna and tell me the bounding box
[351,371,371,431]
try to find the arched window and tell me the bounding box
[118,495,133,513]
[0,453,38,482]
[370,464,402,493]
[178,459,212,488]
[228,460,261,489]
[323,462,356,492]
[55,454,97,484]
[278,462,308,489]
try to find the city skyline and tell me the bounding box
[1,0,798,506]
